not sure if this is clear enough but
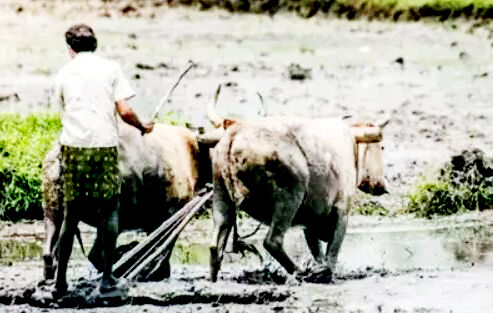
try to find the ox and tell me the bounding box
[42,121,201,281]
[207,95,389,282]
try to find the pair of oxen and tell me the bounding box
[42,87,389,286]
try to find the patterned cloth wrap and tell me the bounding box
[61,145,120,202]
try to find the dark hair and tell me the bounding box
[65,24,97,53]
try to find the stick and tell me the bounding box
[125,191,213,280]
[150,62,195,122]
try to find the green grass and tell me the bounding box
[197,0,493,19]
[405,150,493,218]
[0,113,61,221]
[353,199,390,216]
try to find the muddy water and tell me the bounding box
[4,214,493,270]
[2,213,493,312]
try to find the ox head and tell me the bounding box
[351,120,390,196]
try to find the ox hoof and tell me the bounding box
[299,267,333,284]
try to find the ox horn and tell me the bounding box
[377,118,391,128]
[207,84,224,128]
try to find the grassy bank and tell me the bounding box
[187,0,493,19]
[7,0,493,20]
[0,113,61,221]
[405,149,493,218]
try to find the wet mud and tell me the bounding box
[2,212,493,312]
[0,278,290,309]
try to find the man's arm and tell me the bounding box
[116,99,154,135]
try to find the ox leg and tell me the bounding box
[324,207,348,273]
[43,216,61,280]
[304,228,323,263]
[210,180,235,282]
[263,187,304,275]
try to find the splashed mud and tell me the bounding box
[1,212,493,312]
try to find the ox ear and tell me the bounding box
[376,118,390,128]
[223,119,237,129]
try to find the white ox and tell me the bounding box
[207,91,389,282]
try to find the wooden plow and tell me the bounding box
[112,189,212,281]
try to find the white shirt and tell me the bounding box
[54,52,135,148]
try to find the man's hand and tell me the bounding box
[116,99,154,136]
[140,121,154,136]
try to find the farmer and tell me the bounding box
[52,24,153,297]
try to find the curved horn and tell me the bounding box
[207,84,223,128]
[256,92,267,117]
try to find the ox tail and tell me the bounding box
[232,221,263,262]
[75,226,85,256]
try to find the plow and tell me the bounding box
[112,189,213,281]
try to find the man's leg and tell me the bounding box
[99,197,120,290]
[54,200,79,296]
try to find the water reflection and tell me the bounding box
[340,221,493,271]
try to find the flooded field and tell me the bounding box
[1,212,493,312]
[2,1,493,312]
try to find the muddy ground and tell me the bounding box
[2,1,493,312]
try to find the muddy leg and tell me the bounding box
[324,207,348,272]
[304,228,323,263]
[43,216,61,280]
[54,201,79,296]
[210,179,235,282]
[88,235,104,272]
[263,187,304,274]
[99,197,120,290]
[232,222,240,253]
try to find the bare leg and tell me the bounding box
[99,197,120,290]
[43,216,61,280]
[88,235,104,272]
[54,201,79,296]
[210,179,235,282]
